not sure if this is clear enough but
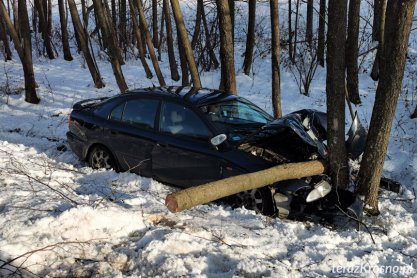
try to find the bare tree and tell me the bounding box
[58,0,73,61]
[216,0,236,94]
[306,0,313,47]
[191,0,202,49]
[270,0,281,118]
[152,0,158,46]
[242,0,256,76]
[33,0,56,59]
[0,0,40,103]
[67,0,105,88]
[358,0,417,215]
[135,0,166,86]
[163,0,180,81]
[171,0,201,88]
[346,0,361,104]
[288,0,293,60]
[372,0,380,41]
[370,0,387,81]
[128,0,153,79]
[317,0,326,67]
[0,16,12,60]
[326,0,349,189]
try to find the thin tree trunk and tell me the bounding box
[358,0,417,215]
[270,0,281,118]
[12,0,18,33]
[191,0,202,49]
[346,0,361,104]
[128,0,153,79]
[171,0,201,88]
[33,0,56,59]
[0,16,12,60]
[317,0,326,67]
[0,0,40,103]
[135,0,166,86]
[177,29,189,85]
[288,0,293,61]
[229,0,235,43]
[119,0,127,53]
[370,0,387,81]
[243,0,256,76]
[201,2,219,70]
[157,3,165,61]
[67,0,105,88]
[58,0,73,61]
[372,0,380,41]
[216,0,236,94]
[306,0,313,47]
[111,0,117,26]
[103,0,124,65]
[326,0,349,189]
[152,0,158,46]
[93,0,128,92]
[293,0,300,62]
[163,0,180,81]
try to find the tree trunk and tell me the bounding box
[191,0,202,49]
[0,0,40,103]
[317,0,326,67]
[288,0,293,61]
[229,0,235,43]
[119,0,127,53]
[346,0,361,104]
[306,0,313,47]
[216,0,236,94]
[33,0,55,59]
[58,0,73,61]
[12,0,18,34]
[0,16,12,60]
[243,0,256,76]
[163,0,180,81]
[358,0,416,215]
[201,3,219,70]
[171,0,201,88]
[326,0,349,189]
[270,0,282,118]
[177,30,189,86]
[293,0,300,62]
[372,0,380,41]
[370,0,387,81]
[135,0,166,86]
[68,0,105,88]
[166,160,327,213]
[93,0,128,92]
[128,0,153,79]
[152,0,158,47]
[157,3,165,61]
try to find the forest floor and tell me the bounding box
[1,1,417,277]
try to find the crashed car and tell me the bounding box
[67,86,365,218]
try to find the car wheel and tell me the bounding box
[235,187,275,216]
[88,145,116,170]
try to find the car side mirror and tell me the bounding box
[210,134,227,148]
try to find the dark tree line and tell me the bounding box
[1,0,416,215]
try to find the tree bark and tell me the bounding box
[166,160,327,213]
[0,16,12,60]
[201,3,219,70]
[152,0,158,47]
[135,0,166,86]
[171,0,201,88]
[288,0,293,61]
[293,0,300,62]
[67,0,105,88]
[370,0,387,81]
[358,0,416,215]
[243,0,256,76]
[317,0,326,67]
[0,0,40,103]
[33,0,56,59]
[270,0,282,118]
[306,0,313,47]
[191,0,202,49]
[119,0,127,53]
[58,0,73,61]
[216,0,236,94]
[372,0,380,41]
[163,0,180,81]
[229,0,235,43]
[128,0,153,79]
[326,0,349,189]
[346,0,361,104]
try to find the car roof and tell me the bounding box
[123,86,239,106]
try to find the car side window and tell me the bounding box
[109,102,125,121]
[160,102,212,139]
[119,99,159,129]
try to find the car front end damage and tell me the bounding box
[238,109,367,221]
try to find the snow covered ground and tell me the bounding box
[1,1,417,277]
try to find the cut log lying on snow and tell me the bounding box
[165,160,327,213]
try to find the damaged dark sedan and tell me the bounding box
[67,86,365,218]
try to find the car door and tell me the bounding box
[105,97,160,177]
[152,101,222,187]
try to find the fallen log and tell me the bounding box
[165,160,327,213]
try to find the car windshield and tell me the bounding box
[199,98,273,142]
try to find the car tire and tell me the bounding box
[88,145,116,170]
[235,187,275,216]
